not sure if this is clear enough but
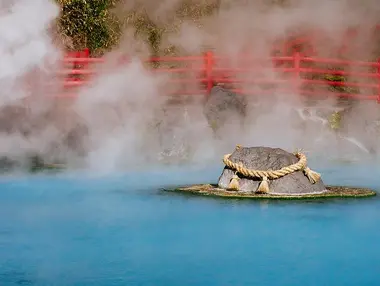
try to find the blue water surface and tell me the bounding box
[0,162,380,286]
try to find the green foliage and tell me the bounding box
[328,111,342,130]
[121,0,220,57]
[126,12,165,57]
[323,73,359,94]
[56,0,121,55]
[56,0,220,56]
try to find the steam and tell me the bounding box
[0,0,59,103]
[0,0,380,174]
[0,0,61,166]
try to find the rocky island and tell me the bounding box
[172,145,376,200]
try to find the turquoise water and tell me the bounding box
[0,163,380,286]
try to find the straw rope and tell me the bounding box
[223,145,321,193]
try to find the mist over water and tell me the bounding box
[0,0,379,174]
[1,2,380,285]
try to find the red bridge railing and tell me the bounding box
[60,49,380,103]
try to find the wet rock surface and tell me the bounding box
[218,146,326,194]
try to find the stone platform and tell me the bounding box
[168,184,376,200]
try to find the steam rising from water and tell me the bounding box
[0,0,379,174]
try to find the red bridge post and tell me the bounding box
[83,48,89,67]
[378,58,380,103]
[204,51,214,95]
[82,48,90,82]
[293,52,301,93]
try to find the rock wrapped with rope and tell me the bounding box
[218,145,326,195]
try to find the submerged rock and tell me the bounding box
[218,146,326,194]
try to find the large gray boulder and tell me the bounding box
[218,146,326,194]
[203,86,247,134]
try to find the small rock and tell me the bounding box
[218,146,326,194]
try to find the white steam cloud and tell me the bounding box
[0,0,379,174]
[0,0,60,104]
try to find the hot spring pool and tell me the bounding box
[0,163,380,286]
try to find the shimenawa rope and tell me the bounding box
[223,145,321,193]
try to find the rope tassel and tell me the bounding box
[304,167,321,184]
[228,173,240,191]
[256,176,270,194]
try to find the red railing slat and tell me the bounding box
[53,48,380,102]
